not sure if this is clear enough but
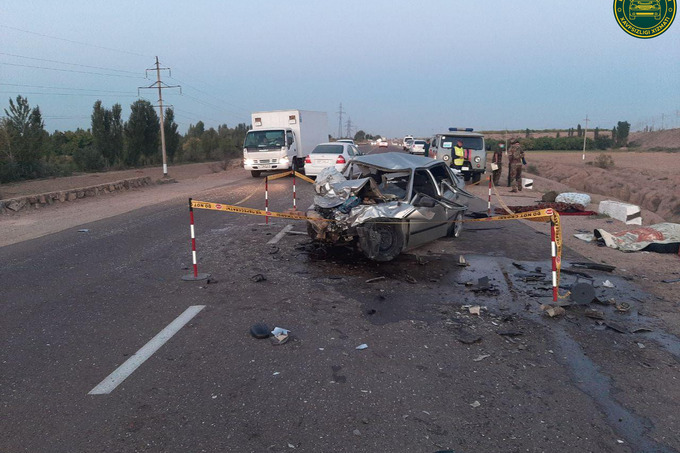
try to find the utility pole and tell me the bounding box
[346,117,353,139]
[661,113,664,130]
[582,114,589,161]
[139,56,181,177]
[337,103,345,139]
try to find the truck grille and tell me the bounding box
[256,159,278,164]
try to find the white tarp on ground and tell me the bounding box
[594,223,680,253]
[556,192,591,207]
[598,200,642,225]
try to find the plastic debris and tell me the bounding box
[458,255,469,267]
[473,354,490,362]
[602,279,615,288]
[355,343,368,350]
[271,327,290,345]
[470,401,481,408]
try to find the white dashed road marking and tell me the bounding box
[88,305,206,395]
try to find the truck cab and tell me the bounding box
[429,128,486,183]
[243,110,328,177]
[243,128,296,177]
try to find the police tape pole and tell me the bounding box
[487,175,492,216]
[551,219,558,302]
[265,176,269,225]
[182,197,210,281]
[292,170,297,210]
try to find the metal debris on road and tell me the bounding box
[404,274,417,284]
[473,354,491,362]
[355,343,368,350]
[584,308,605,320]
[470,401,481,408]
[604,320,628,333]
[458,255,469,267]
[77,229,90,233]
[602,280,615,288]
[616,302,631,312]
[571,262,616,272]
[497,329,523,337]
[570,282,596,305]
[541,304,566,318]
[251,273,267,283]
[365,276,386,283]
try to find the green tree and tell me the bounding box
[163,108,180,162]
[1,96,46,180]
[577,124,582,137]
[187,121,205,138]
[110,103,123,164]
[354,130,366,142]
[525,128,531,138]
[615,121,630,147]
[124,100,159,165]
[91,100,112,165]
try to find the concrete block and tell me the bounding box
[598,200,642,225]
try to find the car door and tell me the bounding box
[404,169,449,248]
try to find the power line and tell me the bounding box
[0,52,141,75]
[0,91,137,97]
[168,74,250,115]
[0,24,151,58]
[0,61,146,79]
[0,83,133,94]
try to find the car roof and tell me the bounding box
[315,142,349,148]
[435,131,483,138]
[351,152,442,171]
[337,139,354,143]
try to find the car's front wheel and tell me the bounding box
[357,221,405,262]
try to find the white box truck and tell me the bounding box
[243,110,328,177]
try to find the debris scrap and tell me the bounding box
[365,276,386,283]
[251,273,267,283]
[473,354,491,362]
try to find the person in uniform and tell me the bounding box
[491,143,503,186]
[453,140,465,169]
[424,138,431,158]
[508,138,525,192]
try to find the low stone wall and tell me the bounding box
[0,176,153,214]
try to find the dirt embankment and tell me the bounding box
[629,128,680,150]
[526,151,680,223]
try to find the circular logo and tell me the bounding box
[614,0,676,38]
[545,208,554,215]
[215,204,222,210]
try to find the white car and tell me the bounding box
[410,139,426,155]
[379,140,388,148]
[337,139,356,146]
[305,142,362,177]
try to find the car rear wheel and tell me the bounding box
[251,170,261,177]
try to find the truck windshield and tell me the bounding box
[441,136,483,150]
[244,130,285,149]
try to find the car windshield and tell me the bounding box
[441,136,483,150]
[244,130,285,149]
[312,144,344,154]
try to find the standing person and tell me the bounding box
[491,143,503,186]
[424,138,431,158]
[453,140,465,168]
[508,138,525,192]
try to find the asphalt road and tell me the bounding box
[1,144,679,453]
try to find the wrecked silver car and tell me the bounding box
[306,152,473,261]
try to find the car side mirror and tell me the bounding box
[413,195,436,208]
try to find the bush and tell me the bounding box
[592,153,615,169]
[526,164,540,175]
[73,146,107,172]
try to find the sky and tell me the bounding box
[1,0,678,138]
